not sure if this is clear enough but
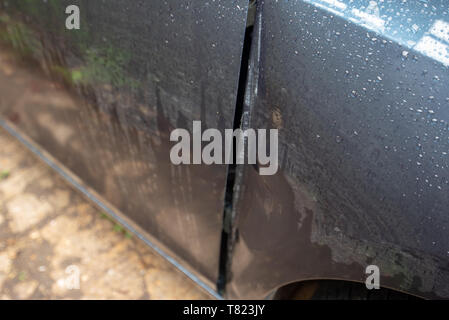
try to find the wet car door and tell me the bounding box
[0,0,249,295]
[228,0,449,299]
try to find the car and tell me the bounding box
[0,0,448,299]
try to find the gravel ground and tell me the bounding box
[0,129,210,299]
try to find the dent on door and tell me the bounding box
[0,0,249,294]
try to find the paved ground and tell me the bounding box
[0,129,210,299]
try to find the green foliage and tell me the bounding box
[0,170,10,181]
[100,212,133,239]
[77,46,139,88]
[125,231,133,239]
[0,15,42,60]
[100,212,112,221]
[18,271,27,282]
[113,224,124,233]
[0,10,137,90]
[6,0,63,20]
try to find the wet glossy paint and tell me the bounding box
[1,0,449,299]
[0,0,249,291]
[228,0,449,299]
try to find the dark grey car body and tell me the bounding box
[0,0,448,299]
